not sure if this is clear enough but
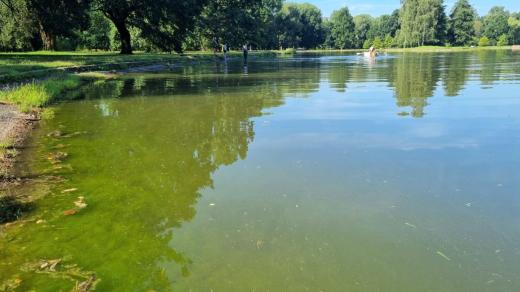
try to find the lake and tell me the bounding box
[1,50,520,291]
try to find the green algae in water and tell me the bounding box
[2,52,520,291]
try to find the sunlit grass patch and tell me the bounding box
[0,75,82,112]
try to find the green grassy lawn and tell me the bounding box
[0,51,187,82]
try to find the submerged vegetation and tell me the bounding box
[0,195,30,223]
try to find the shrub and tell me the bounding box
[497,34,509,46]
[373,37,383,49]
[282,48,296,55]
[478,36,490,47]
[363,39,372,49]
[384,35,394,48]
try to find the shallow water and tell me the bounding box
[2,51,520,291]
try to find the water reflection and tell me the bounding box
[320,50,519,117]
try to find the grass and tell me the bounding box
[302,45,512,54]
[0,74,82,112]
[0,50,281,83]
[384,45,512,53]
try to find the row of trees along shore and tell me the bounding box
[1,0,519,54]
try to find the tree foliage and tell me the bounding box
[397,0,447,47]
[483,6,510,41]
[328,7,355,49]
[354,15,373,48]
[0,0,36,51]
[93,0,206,54]
[447,0,476,46]
[79,10,111,50]
[1,0,520,53]
[509,13,520,45]
[275,3,323,49]
[195,0,281,50]
[26,0,91,50]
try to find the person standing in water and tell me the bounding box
[223,43,229,61]
[369,46,377,58]
[243,44,248,65]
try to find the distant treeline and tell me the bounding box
[0,0,519,54]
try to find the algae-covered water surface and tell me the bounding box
[2,51,520,291]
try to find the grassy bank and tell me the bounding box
[0,74,84,112]
[301,45,512,54]
[0,50,278,83]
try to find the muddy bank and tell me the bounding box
[0,103,38,223]
[0,104,37,181]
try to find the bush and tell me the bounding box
[363,39,372,49]
[478,36,490,47]
[384,35,394,48]
[497,34,509,46]
[282,48,296,54]
[373,37,383,49]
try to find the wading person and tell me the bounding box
[223,43,229,61]
[243,44,248,65]
[368,46,377,58]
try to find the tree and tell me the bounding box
[322,19,334,48]
[194,0,281,50]
[275,3,323,49]
[297,3,324,49]
[483,6,510,41]
[398,0,447,47]
[447,0,476,46]
[508,13,520,44]
[329,7,355,49]
[79,10,111,50]
[275,4,303,49]
[26,0,91,50]
[94,0,206,54]
[354,15,373,48]
[370,10,400,39]
[0,0,37,51]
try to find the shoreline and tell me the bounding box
[0,103,36,182]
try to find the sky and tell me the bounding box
[293,0,520,18]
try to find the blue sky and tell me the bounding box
[293,0,520,18]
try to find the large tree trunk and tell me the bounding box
[40,25,55,51]
[114,20,132,55]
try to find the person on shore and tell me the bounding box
[243,44,248,65]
